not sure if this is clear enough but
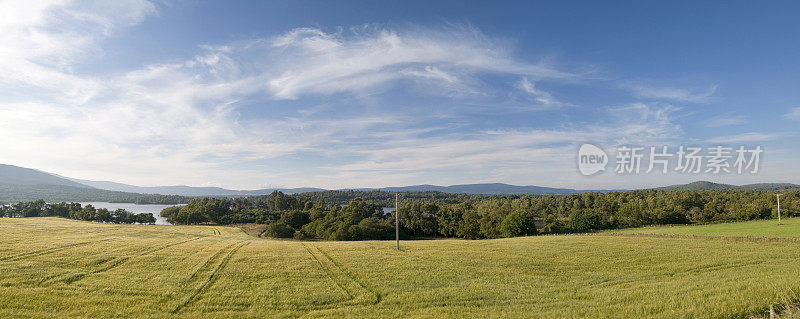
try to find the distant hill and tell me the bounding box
[0,184,152,203]
[0,164,92,189]
[4,163,800,203]
[657,181,800,191]
[70,179,324,197]
[379,183,584,195]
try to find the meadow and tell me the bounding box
[608,217,800,239]
[2,218,800,318]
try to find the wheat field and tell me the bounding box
[2,217,800,318]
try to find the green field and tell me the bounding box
[609,217,800,239]
[2,218,800,318]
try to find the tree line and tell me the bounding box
[0,200,156,224]
[159,189,797,240]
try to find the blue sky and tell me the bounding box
[1,0,799,189]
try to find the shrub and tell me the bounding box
[264,222,294,238]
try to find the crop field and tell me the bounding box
[609,217,800,239]
[2,218,800,318]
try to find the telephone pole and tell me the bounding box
[395,193,400,250]
[777,193,782,225]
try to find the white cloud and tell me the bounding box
[707,132,781,144]
[0,0,156,103]
[623,82,718,103]
[706,115,746,127]
[784,107,800,120]
[517,77,558,106]
[317,103,684,187]
[265,24,575,99]
[3,5,781,190]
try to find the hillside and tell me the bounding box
[380,183,582,194]
[0,164,92,188]
[658,181,800,191]
[69,179,323,196]
[0,184,190,204]
[0,164,192,204]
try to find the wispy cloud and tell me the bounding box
[516,77,561,106]
[706,115,746,127]
[0,0,156,103]
[1,3,787,189]
[707,132,781,144]
[0,13,588,188]
[784,107,800,120]
[622,82,718,103]
[265,24,576,99]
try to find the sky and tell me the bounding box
[1,0,800,190]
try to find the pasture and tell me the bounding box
[2,217,800,318]
[609,217,800,238]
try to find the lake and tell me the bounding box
[80,202,182,225]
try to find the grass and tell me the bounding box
[233,223,268,237]
[608,217,800,238]
[2,218,800,318]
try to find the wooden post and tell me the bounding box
[395,193,400,251]
[770,304,775,319]
[777,193,782,226]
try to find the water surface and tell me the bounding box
[80,202,183,225]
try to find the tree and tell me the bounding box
[263,222,295,238]
[95,208,112,223]
[500,210,538,237]
[352,217,394,240]
[567,208,603,232]
[457,209,483,239]
[279,210,310,230]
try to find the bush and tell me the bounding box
[263,222,294,238]
[353,217,394,240]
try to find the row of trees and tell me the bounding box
[0,200,156,224]
[160,189,796,240]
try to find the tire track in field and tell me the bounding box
[302,244,381,306]
[302,243,353,300]
[313,245,382,305]
[41,236,204,286]
[171,240,249,313]
[0,238,115,262]
[183,241,239,284]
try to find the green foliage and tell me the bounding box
[500,210,538,237]
[0,184,191,204]
[568,209,603,232]
[263,222,294,238]
[142,189,800,240]
[1,201,154,224]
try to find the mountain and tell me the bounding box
[0,184,156,203]
[657,181,800,191]
[0,164,194,203]
[4,163,800,203]
[378,183,583,195]
[0,164,93,188]
[69,178,324,197]
[739,183,800,190]
[73,180,583,196]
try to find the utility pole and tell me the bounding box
[777,193,782,225]
[395,193,400,250]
